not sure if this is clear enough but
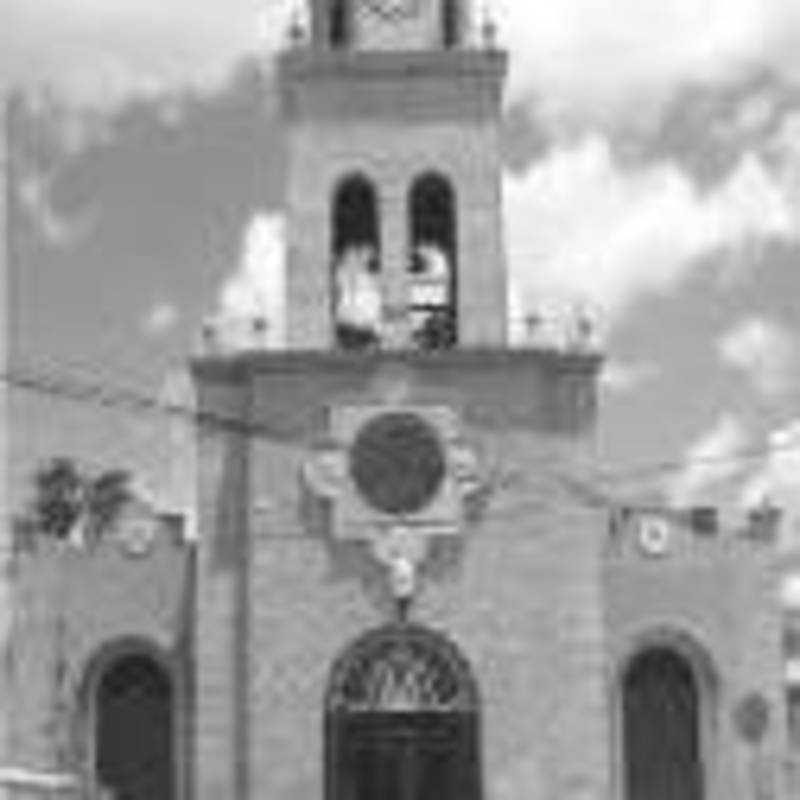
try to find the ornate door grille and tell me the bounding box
[326,625,481,800]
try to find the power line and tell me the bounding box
[4,362,800,489]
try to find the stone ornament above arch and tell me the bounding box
[614,623,721,693]
[326,624,479,713]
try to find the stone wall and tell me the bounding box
[604,513,788,800]
[193,348,607,800]
[6,514,191,795]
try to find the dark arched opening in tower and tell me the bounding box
[623,647,704,800]
[330,0,350,48]
[442,0,460,48]
[409,173,457,350]
[332,174,382,350]
[95,653,174,800]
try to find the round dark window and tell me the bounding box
[349,413,446,514]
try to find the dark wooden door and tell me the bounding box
[95,655,174,800]
[333,712,479,800]
[623,648,703,800]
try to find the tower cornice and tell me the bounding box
[278,47,507,83]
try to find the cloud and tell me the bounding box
[16,168,97,247]
[4,0,294,107]
[207,212,287,351]
[765,111,800,216]
[494,0,800,123]
[6,0,800,116]
[718,317,796,398]
[667,414,800,548]
[504,135,798,328]
[668,413,751,505]
[600,359,662,396]
[142,301,179,337]
[741,420,800,546]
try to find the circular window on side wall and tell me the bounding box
[349,412,446,515]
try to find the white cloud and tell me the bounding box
[600,359,661,395]
[741,420,800,508]
[207,212,287,351]
[666,415,800,546]
[493,0,800,123]
[6,0,800,114]
[504,136,798,327]
[16,168,97,247]
[668,413,750,505]
[142,301,179,337]
[765,112,800,221]
[741,420,800,547]
[718,317,796,398]
[4,0,294,107]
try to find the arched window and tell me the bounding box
[330,0,350,48]
[325,624,481,800]
[408,173,458,350]
[623,648,704,800]
[94,653,174,800]
[332,174,382,349]
[442,0,460,48]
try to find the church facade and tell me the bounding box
[2,2,798,799]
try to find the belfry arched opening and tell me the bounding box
[408,173,457,351]
[331,174,382,350]
[325,625,481,800]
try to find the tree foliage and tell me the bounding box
[30,457,132,541]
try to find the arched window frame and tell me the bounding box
[408,171,458,350]
[331,172,382,349]
[611,627,719,800]
[331,173,381,262]
[77,638,186,800]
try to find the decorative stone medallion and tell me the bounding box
[303,404,483,605]
[734,692,770,745]
[349,412,446,515]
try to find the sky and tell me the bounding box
[3,0,800,544]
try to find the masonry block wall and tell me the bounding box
[604,518,788,800]
[279,49,508,349]
[6,516,191,794]
[193,348,609,800]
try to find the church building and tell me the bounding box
[1,2,797,799]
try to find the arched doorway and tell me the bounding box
[408,173,457,350]
[332,174,382,349]
[326,625,481,800]
[94,653,174,800]
[622,647,704,800]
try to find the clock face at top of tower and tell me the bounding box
[347,0,464,51]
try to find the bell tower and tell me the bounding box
[278,0,508,350]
